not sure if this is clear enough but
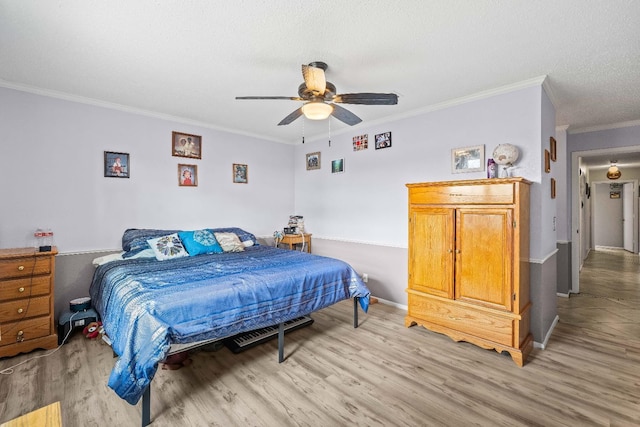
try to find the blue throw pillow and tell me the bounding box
[178,229,224,255]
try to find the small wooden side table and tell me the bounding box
[279,233,312,253]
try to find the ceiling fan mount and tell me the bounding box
[236,61,398,126]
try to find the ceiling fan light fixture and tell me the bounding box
[607,161,621,180]
[301,102,333,120]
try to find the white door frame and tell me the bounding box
[571,145,640,294]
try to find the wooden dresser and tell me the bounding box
[0,247,58,358]
[405,178,532,366]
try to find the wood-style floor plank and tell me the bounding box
[1,248,639,426]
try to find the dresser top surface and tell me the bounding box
[0,247,58,259]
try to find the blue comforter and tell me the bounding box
[89,245,370,404]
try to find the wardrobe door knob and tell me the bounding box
[17,308,24,314]
[18,265,25,271]
[18,287,25,293]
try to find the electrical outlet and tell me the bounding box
[362,273,368,283]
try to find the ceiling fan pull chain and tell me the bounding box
[302,115,305,144]
[328,118,331,147]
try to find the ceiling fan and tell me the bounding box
[235,61,398,126]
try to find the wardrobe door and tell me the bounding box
[454,208,513,311]
[409,207,454,299]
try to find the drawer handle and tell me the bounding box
[18,287,25,293]
[455,249,461,254]
[17,308,24,314]
[17,330,24,342]
[18,265,25,271]
[447,249,453,253]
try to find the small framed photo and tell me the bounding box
[104,151,130,178]
[375,132,392,149]
[233,163,248,183]
[545,149,551,173]
[306,152,321,170]
[172,131,202,159]
[352,134,368,151]
[451,145,484,173]
[178,164,197,187]
[550,136,557,162]
[331,158,345,174]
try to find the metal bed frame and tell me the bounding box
[139,297,362,426]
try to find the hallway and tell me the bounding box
[558,248,640,338]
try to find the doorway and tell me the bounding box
[571,145,640,294]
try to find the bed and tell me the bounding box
[89,227,370,425]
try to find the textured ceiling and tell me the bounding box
[1,1,640,146]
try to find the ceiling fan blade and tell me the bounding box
[278,108,303,126]
[331,104,362,126]
[333,93,398,105]
[302,64,326,95]
[236,96,304,101]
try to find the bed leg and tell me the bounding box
[278,322,285,363]
[142,386,151,427]
[353,298,359,328]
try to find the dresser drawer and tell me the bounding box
[409,183,514,205]
[0,296,50,323]
[0,256,51,280]
[0,276,51,301]
[408,292,513,346]
[0,316,51,347]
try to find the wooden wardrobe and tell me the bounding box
[405,178,532,366]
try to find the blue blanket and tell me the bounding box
[89,245,370,404]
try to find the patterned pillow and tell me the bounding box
[210,227,259,246]
[213,232,245,252]
[147,233,189,261]
[178,229,224,256]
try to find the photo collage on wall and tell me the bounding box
[306,131,392,176]
[352,134,368,151]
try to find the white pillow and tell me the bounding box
[147,233,189,261]
[214,232,245,252]
[92,252,123,267]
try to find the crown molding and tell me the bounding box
[569,119,640,135]
[300,76,549,144]
[0,79,289,144]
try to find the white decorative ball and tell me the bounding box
[493,144,520,166]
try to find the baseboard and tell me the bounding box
[533,315,559,350]
[374,296,408,311]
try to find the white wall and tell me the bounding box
[0,87,295,252]
[294,85,545,253]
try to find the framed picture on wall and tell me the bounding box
[306,152,321,170]
[375,132,392,149]
[550,136,557,162]
[331,158,345,174]
[172,131,202,159]
[178,164,197,187]
[451,145,484,173]
[104,151,130,178]
[232,163,248,183]
[544,149,551,173]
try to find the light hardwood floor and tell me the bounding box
[1,249,639,426]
